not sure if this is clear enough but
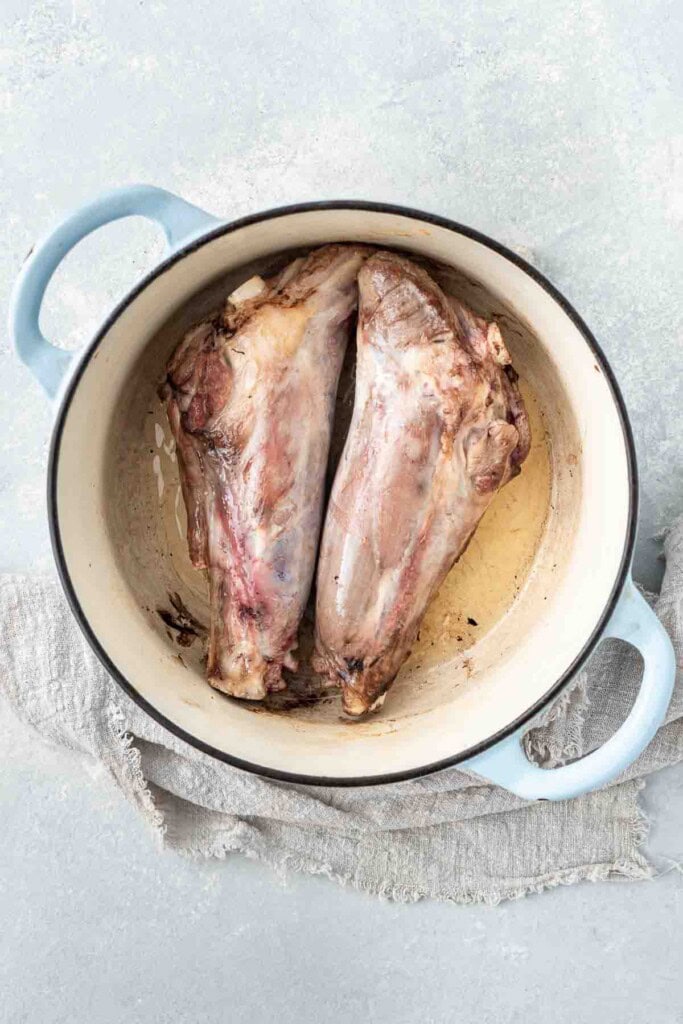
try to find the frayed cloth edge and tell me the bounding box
[177,825,654,907]
[106,703,167,843]
[104,712,655,906]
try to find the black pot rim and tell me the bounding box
[47,199,638,788]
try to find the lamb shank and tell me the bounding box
[313,252,531,716]
[162,244,370,699]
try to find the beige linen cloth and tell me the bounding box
[1,519,682,905]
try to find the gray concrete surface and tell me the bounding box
[1,1,682,1021]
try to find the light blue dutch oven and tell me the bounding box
[9,185,676,798]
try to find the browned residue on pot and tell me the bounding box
[157,592,208,648]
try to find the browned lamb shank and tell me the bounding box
[313,251,531,716]
[162,245,371,700]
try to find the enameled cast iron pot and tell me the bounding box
[9,185,675,799]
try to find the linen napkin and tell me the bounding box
[1,519,682,905]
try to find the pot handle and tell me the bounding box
[8,184,220,399]
[464,578,675,800]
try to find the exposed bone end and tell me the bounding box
[208,643,289,701]
[314,623,397,717]
[209,667,268,701]
[341,685,386,718]
[486,322,512,366]
[341,685,371,717]
[228,275,267,306]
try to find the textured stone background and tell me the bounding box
[1,1,682,1021]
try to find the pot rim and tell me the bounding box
[47,199,638,787]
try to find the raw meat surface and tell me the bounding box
[314,252,531,715]
[162,245,371,699]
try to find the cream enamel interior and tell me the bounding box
[53,208,631,780]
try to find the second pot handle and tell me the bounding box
[464,578,675,800]
[8,184,220,398]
